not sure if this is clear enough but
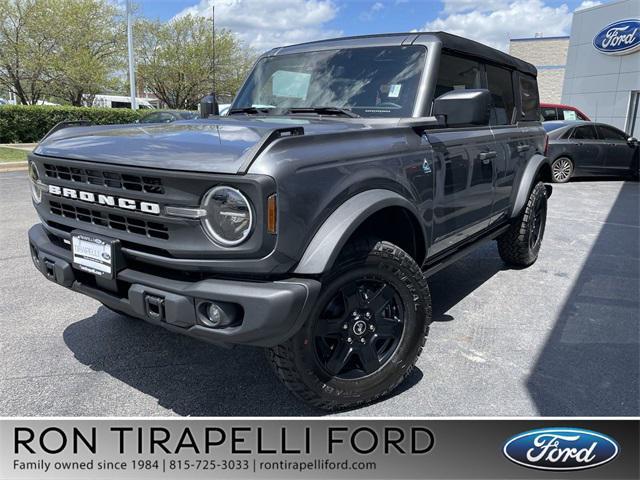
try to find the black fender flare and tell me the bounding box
[509,154,552,219]
[293,189,423,275]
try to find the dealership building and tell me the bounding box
[510,0,639,136]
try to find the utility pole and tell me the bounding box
[126,0,138,110]
[212,5,216,95]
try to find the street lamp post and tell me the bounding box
[126,0,138,110]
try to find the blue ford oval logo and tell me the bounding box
[593,19,640,55]
[503,428,619,471]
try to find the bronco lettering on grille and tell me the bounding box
[48,184,161,215]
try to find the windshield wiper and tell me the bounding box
[285,107,360,118]
[228,106,275,115]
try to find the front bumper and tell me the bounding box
[28,224,321,347]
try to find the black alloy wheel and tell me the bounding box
[313,277,405,380]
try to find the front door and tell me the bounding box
[427,128,496,256]
[596,124,636,174]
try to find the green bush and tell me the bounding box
[0,105,144,143]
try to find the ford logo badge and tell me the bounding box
[593,19,640,55]
[503,428,619,471]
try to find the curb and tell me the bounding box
[0,161,28,173]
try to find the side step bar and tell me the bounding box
[422,224,509,278]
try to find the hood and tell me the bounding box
[34,117,371,174]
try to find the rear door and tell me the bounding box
[570,125,603,174]
[596,124,636,174]
[488,65,527,225]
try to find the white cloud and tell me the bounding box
[576,1,601,10]
[421,0,578,52]
[360,1,385,21]
[175,0,340,52]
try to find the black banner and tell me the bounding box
[1,419,638,479]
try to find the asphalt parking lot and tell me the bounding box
[1,171,638,417]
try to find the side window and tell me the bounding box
[518,74,539,121]
[486,64,515,125]
[561,109,578,121]
[572,125,597,139]
[596,125,627,141]
[541,107,558,121]
[434,53,483,99]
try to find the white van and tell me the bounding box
[90,95,155,109]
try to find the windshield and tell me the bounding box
[233,46,426,117]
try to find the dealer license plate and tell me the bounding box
[71,233,114,277]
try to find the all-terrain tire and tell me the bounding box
[268,237,431,411]
[497,181,548,267]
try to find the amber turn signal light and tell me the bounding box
[267,194,277,234]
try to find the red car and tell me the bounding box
[540,103,590,121]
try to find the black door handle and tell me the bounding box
[479,151,496,163]
[517,144,530,153]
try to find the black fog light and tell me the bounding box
[198,301,240,328]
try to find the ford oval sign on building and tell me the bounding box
[593,19,640,55]
[503,428,619,471]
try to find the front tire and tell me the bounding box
[550,157,573,183]
[268,238,431,411]
[497,181,548,267]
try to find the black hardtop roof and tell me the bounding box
[268,31,537,76]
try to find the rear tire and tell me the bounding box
[268,237,431,411]
[550,157,573,183]
[497,181,548,267]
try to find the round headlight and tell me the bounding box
[28,161,43,204]
[201,186,253,246]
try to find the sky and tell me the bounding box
[134,0,606,52]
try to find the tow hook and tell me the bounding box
[144,294,165,321]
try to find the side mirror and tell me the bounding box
[200,93,220,118]
[432,89,492,127]
[627,136,638,146]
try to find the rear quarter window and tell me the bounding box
[518,74,539,121]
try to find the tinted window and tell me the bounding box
[141,112,175,123]
[486,64,515,125]
[234,46,426,117]
[434,54,483,99]
[597,125,627,141]
[572,125,597,139]
[518,74,539,121]
[541,107,558,121]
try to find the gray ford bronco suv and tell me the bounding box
[28,32,551,410]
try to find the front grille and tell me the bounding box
[50,201,169,239]
[44,164,164,194]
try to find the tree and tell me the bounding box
[51,0,126,106]
[135,14,255,109]
[0,0,61,104]
[0,0,124,106]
